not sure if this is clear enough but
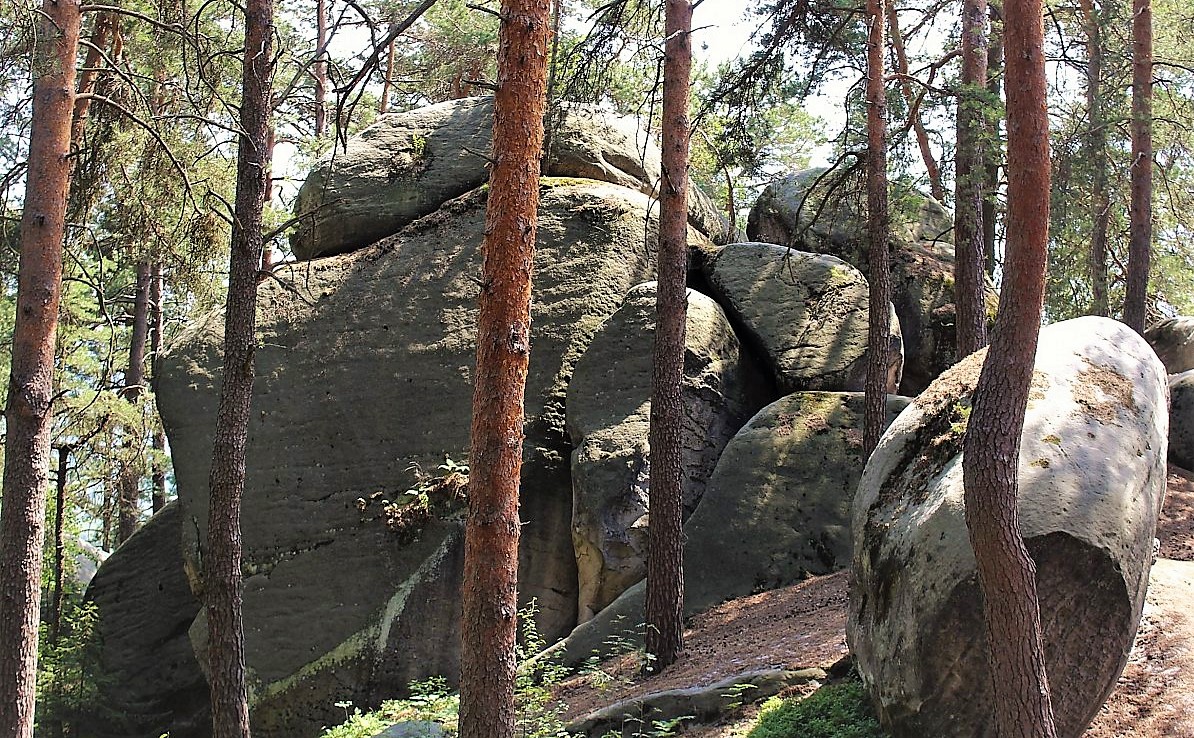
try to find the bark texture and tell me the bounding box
[1080,0,1110,317]
[0,1,80,735]
[887,6,944,203]
[1124,0,1152,333]
[645,0,692,673]
[457,2,550,738]
[314,0,328,137]
[118,261,152,544]
[961,0,1059,733]
[983,3,1004,277]
[955,0,990,356]
[862,0,891,460]
[204,0,274,733]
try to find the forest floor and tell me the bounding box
[552,464,1194,737]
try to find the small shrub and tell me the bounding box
[747,679,887,738]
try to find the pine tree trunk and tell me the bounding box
[150,262,167,513]
[1081,0,1110,317]
[51,446,68,648]
[645,0,692,674]
[955,0,989,357]
[457,2,550,737]
[69,12,114,149]
[961,0,1058,732]
[314,0,328,137]
[118,261,152,544]
[205,0,274,732]
[1124,0,1152,332]
[0,0,80,735]
[863,0,891,460]
[983,2,1004,278]
[887,5,944,203]
[380,30,396,114]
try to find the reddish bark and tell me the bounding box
[960,0,1058,732]
[983,3,1004,277]
[204,0,274,733]
[645,0,692,674]
[457,1,550,737]
[314,0,328,137]
[70,13,115,149]
[1124,0,1152,332]
[863,0,891,461]
[955,0,990,356]
[887,6,945,203]
[0,0,80,735]
[1080,0,1111,317]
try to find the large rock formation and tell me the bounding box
[702,242,902,393]
[82,503,209,738]
[1169,369,1194,469]
[849,316,1169,738]
[1145,316,1194,374]
[291,97,727,260]
[745,169,993,394]
[566,283,764,621]
[158,180,709,736]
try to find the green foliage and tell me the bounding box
[35,602,121,736]
[746,680,887,738]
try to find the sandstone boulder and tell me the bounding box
[158,179,708,737]
[82,502,209,738]
[746,169,992,394]
[702,242,902,393]
[566,282,764,621]
[849,316,1169,738]
[1169,369,1194,469]
[291,98,727,260]
[1145,316,1194,374]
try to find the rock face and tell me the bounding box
[703,242,902,393]
[1169,370,1194,469]
[566,282,763,621]
[82,503,209,738]
[157,180,709,737]
[746,169,991,394]
[291,97,727,260]
[849,316,1169,738]
[1146,316,1194,374]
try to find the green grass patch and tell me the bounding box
[746,679,887,738]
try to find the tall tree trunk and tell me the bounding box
[49,447,68,738]
[205,0,274,732]
[380,29,396,114]
[887,5,945,203]
[645,0,692,674]
[955,0,990,356]
[1081,0,1110,317]
[0,0,80,734]
[961,0,1058,731]
[863,0,891,460]
[1124,0,1152,332]
[314,0,328,137]
[457,1,550,737]
[117,261,152,544]
[150,262,167,512]
[69,13,114,149]
[983,2,1004,277]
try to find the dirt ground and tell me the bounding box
[554,464,1194,737]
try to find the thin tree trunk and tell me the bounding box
[117,261,152,544]
[380,29,396,114]
[69,13,114,149]
[645,0,692,675]
[1081,0,1110,317]
[0,0,80,734]
[150,262,167,512]
[314,0,328,137]
[863,0,891,460]
[983,2,1004,277]
[204,0,274,732]
[955,0,990,356]
[1124,0,1152,332]
[457,1,550,737]
[887,5,945,203]
[961,0,1058,731]
[50,446,69,648]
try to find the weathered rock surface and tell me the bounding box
[684,392,909,607]
[1145,316,1194,374]
[566,282,764,621]
[540,393,909,668]
[82,502,209,738]
[291,97,727,260]
[746,169,992,394]
[849,316,1169,738]
[1169,370,1194,469]
[702,242,902,393]
[158,179,709,737]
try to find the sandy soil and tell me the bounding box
[553,464,1194,737]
